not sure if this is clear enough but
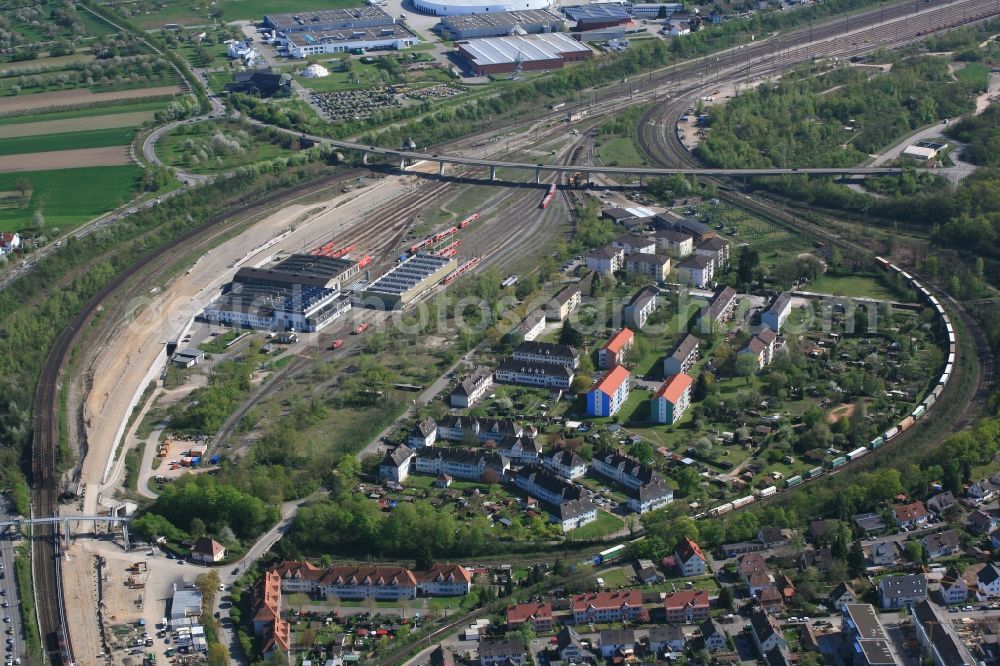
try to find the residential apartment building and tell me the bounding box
[408,418,437,449]
[599,328,634,369]
[571,590,646,623]
[879,574,927,609]
[675,537,707,576]
[585,245,625,274]
[479,638,525,666]
[506,602,553,633]
[647,625,685,654]
[663,589,710,622]
[625,253,671,283]
[911,601,976,666]
[496,436,542,464]
[663,334,699,375]
[842,604,900,666]
[379,444,415,482]
[939,571,968,605]
[740,328,776,370]
[676,254,714,287]
[547,285,582,322]
[599,628,635,658]
[625,476,673,513]
[512,341,579,368]
[749,609,787,656]
[413,448,509,481]
[435,416,522,443]
[591,450,672,513]
[418,564,472,596]
[651,373,693,424]
[450,367,494,408]
[761,291,792,332]
[512,465,597,531]
[612,233,656,255]
[921,530,960,560]
[623,286,658,330]
[542,448,588,480]
[587,365,630,417]
[271,561,470,600]
[652,228,693,257]
[251,570,290,654]
[495,358,574,389]
[509,310,546,343]
[976,563,1000,599]
[694,236,729,269]
[699,285,738,330]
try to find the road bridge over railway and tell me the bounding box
[317,137,909,183]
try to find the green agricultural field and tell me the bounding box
[0,100,169,126]
[0,127,136,156]
[128,0,362,29]
[0,165,142,231]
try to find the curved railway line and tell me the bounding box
[29,1,999,662]
[635,0,996,515]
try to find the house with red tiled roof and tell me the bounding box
[417,563,472,596]
[737,553,768,582]
[675,537,707,576]
[191,537,226,563]
[572,590,647,623]
[663,589,709,622]
[894,501,931,529]
[599,328,635,369]
[252,570,290,655]
[506,601,553,632]
[651,373,693,425]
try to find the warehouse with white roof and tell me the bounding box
[456,32,593,75]
[414,0,550,17]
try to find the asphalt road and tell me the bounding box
[0,507,24,666]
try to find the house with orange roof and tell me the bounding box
[252,570,290,655]
[599,328,635,369]
[417,563,472,596]
[651,373,693,424]
[506,601,553,632]
[587,365,631,417]
[663,589,709,622]
[674,537,707,576]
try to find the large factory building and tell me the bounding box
[202,254,360,332]
[438,9,564,39]
[361,253,456,307]
[456,32,593,75]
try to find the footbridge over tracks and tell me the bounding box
[320,137,907,183]
[2,514,132,548]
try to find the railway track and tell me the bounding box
[634,0,995,511]
[31,2,998,661]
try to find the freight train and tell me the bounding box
[698,256,956,519]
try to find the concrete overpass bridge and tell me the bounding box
[318,137,907,183]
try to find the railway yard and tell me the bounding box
[8,0,1000,665]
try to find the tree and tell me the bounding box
[735,353,760,383]
[29,210,44,231]
[847,540,865,577]
[189,517,206,539]
[560,320,583,347]
[693,372,715,401]
[904,540,925,564]
[717,586,733,609]
[629,440,654,464]
[737,247,759,284]
[571,374,593,394]
[13,178,30,204]
[207,644,229,666]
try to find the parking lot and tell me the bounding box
[0,501,23,666]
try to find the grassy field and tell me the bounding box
[0,99,168,126]
[159,120,296,174]
[596,136,649,167]
[129,0,361,28]
[566,509,624,540]
[802,273,901,300]
[955,62,989,89]
[0,127,137,156]
[0,165,142,231]
[0,110,157,138]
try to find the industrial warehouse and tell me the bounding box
[361,253,457,307]
[437,9,564,39]
[457,32,593,75]
[413,0,550,17]
[262,7,419,57]
[202,253,361,332]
